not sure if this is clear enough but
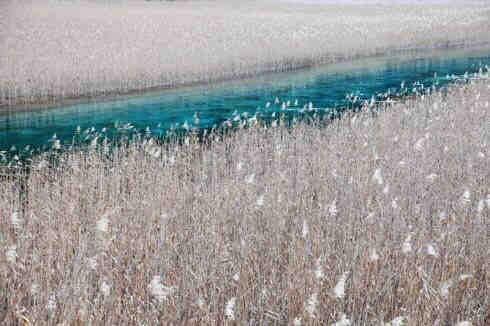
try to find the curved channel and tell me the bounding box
[1,46,489,157]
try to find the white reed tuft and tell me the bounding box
[100,280,111,298]
[6,246,17,264]
[402,234,412,254]
[46,294,57,315]
[476,199,484,214]
[197,296,205,310]
[305,292,318,319]
[332,313,352,326]
[256,194,264,207]
[302,219,309,239]
[391,199,399,210]
[10,211,23,229]
[459,274,472,281]
[246,173,255,184]
[314,258,324,280]
[461,189,471,205]
[89,136,98,150]
[369,248,380,261]
[414,137,425,151]
[385,316,406,326]
[87,256,98,271]
[96,216,109,233]
[454,322,472,326]
[30,283,40,296]
[426,173,438,182]
[426,243,438,257]
[373,168,383,185]
[383,185,390,195]
[225,297,236,320]
[333,271,349,299]
[149,275,173,303]
[52,139,61,150]
[439,280,453,298]
[329,199,338,217]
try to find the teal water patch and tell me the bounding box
[1,47,489,160]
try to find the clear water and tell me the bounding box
[1,47,489,159]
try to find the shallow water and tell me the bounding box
[1,47,489,158]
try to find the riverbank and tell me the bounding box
[1,76,488,324]
[1,0,490,110]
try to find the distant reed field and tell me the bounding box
[1,77,488,324]
[1,0,490,108]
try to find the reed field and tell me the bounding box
[1,0,490,108]
[1,0,489,325]
[1,75,488,324]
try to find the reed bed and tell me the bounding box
[1,76,488,324]
[1,0,490,108]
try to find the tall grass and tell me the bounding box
[1,0,490,108]
[1,77,488,324]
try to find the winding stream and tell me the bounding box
[1,46,489,159]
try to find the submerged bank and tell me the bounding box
[1,0,490,109]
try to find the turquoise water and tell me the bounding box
[1,47,489,160]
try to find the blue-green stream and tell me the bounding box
[1,47,489,161]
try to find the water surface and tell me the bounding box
[1,47,489,158]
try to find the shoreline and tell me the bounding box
[2,0,489,114]
[2,42,490,116]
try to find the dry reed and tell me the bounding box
[0,76,488,324]
[1,0,490,108]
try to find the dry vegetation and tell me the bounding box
[1,76,488,324]
[1,0,490,108]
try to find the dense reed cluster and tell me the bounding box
[1,0,490,108]
[1,76,488,324]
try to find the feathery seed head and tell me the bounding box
[426,243,438,257]
[388,316,406,326]
[314,258,324,280]
[440,280,453,298]
[10,211,23,229]
[6,246,17,264]
[30,283,40,296]
[373,168,383,185]
[369,248,380,261]
[88,256,98,270]
[305,292,318,319]
[332,314,352,326]
[96,217,109,233]
[426,173,438,182]
[149,275,173,303]
[459,274,472,281]
[256,194,264,207]
[246,173,255,184]
[454,322,472,326]
[461,189,471,205]
[46,294,57,314]
[333,272,349,299]
[329,199,338,216]
[414,137,425,151]
[402,234,412,254]
[225,297,236,320]
[302,219,309,239]
[100,280,111,298]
